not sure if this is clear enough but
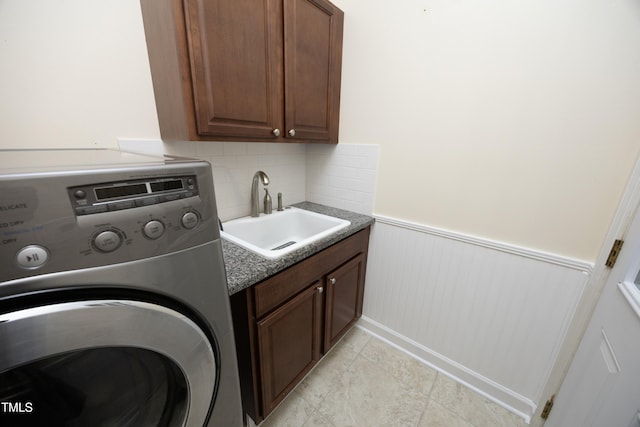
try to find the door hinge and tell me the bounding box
[541,394,555,420]
[605,239,624,268]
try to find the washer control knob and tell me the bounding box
[181,211,200,229]
[16,245,49,269]
[143,220,165,239]
[93,230,122,253]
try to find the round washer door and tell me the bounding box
[0,299,217,426]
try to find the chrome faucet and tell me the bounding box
[251,171,270,217]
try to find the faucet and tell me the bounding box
[251,171,270,217]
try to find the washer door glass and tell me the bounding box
[0,299,217,427]
[1,347,187,426]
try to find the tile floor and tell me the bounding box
[256,327,527,427]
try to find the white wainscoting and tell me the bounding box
[360,216,593,422]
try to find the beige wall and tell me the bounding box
[0,0,159,148]
[332,0,640,261]
[2,0,639,261]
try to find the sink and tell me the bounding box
[220,207,350,259]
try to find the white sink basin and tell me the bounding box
[220,207,350,259]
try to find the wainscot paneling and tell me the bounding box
[360,216,593,422]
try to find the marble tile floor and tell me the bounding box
[256,327,527,427]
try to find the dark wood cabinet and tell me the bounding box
[141,0,344,143]
[230,227,370,422]
[257,281,323,414]
[324,253,366,351]
[283,0,343,143]
[183,0,283,140]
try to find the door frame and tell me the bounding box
[532,155,640,426]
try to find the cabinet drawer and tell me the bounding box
[253,228,370,319]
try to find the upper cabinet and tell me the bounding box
[141,0,344,144]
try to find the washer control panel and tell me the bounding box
[68,175,199,216]
[83,207,201,258]
[0,158,219,283]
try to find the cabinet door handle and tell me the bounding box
[288,129,296,137]
[329,277,336,285]
[272,128,281,137]
[317,286,324,293]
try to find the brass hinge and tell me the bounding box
[605,239,624,268]
[541,394,555,420]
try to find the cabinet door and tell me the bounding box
[183,0,284,139]
[284,0,344,143]
[324,254,366,351]
[257,282,323,415]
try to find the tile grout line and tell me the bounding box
[280,329,372,427]
[414,372,439,427]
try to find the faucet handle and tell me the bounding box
[277,192,283,211]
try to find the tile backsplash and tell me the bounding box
[118,139,378,221]
[165,141,306,221]
[306,144,379,215]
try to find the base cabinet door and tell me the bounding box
[257,282,323,414]
[324,254,366,351]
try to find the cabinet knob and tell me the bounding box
[329,277,336,285]
[317,286,324,293]
[272,128,281,137]
[288,129,296,137]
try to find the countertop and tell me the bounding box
[222,202,375,295]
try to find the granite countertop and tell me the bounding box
[222,202,375,295]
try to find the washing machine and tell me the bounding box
[0,149,243,426]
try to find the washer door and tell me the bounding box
[0,299,217,426]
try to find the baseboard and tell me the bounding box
[357,316,535,424]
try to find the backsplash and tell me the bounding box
[306,144,379,215]
[118,139,378,221]
[163,141,306,221]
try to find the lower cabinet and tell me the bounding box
[324,254,366,351]
[257,281,323,415]
[230,226,370,423]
